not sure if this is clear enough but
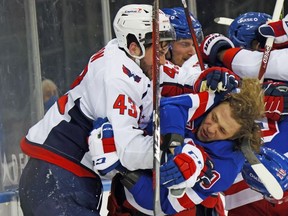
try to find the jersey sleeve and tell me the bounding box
[223,48,288,81]
[124,141,244,215]
[160,59,202,97]
[160,91,218,137]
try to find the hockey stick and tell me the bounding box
[258,0,285,82]
[152,1,163,215]
[214,17,234,26]
[241,137,283,199]
[181,0,205,70]
[169,0,206,198]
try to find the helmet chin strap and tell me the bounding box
[129,53,142,66]
[134,58,141,66]
[126,44,145,66]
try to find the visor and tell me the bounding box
[144,28,176,45]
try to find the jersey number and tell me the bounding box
[163,64,179,78]
[113,94,138,118]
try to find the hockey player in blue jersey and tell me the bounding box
[162,7,203,67]
[89,7,240,215]
[18,4,176,216]
[225,80,288,216]
[100,10,286,214]
[198,12,288,215]
[88,77,265,215]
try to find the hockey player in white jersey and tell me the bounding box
[201,12,288,82]
[18,4,176,216]
[97,7,239,215]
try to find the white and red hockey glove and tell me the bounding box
[160,139,214,189]
[258,14,288,48]
[263,81,288,122]
[88,117,124,176]
[200,33,234,66]
[193,66,240,93]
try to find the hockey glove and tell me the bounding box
[263,81,288,122]
[88,117,124,176]
[193,66,240,93]
[259,14,288,48]
[160,141,212,189]
[200,33,234,66]
[197,147,214,186]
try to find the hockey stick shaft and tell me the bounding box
[258,0,285,82]
[181,0,205,70]
[152,1,162,215]
[214,17,234,26]
[169,0,206,198]
[240,138,283,199]
[169,0,211,198]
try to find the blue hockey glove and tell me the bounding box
[92,117,108,129]
[193,66,240,93]
[160,142,211,189]
[200,33,234,66]
[88,118,124,176]
[197,156,214,186]
[263,81,288,121]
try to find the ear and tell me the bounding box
[128,42,142,57]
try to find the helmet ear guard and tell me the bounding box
[113,4,176,59]
[242,147,288,199]
[228,12,272,49]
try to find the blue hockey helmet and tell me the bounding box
[162,7,203,44]
[228,12,271,48]
[242,147,288,198]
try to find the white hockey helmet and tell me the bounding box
[113,4,176,59]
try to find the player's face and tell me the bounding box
[170,39,196,66]
[196,102,241,142]
[140,41,170,80]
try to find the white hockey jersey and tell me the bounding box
[21,39,154,176]
[20,39,203,178]
[222,47,288,81]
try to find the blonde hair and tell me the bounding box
[42,79,59,102]
[225,78,264,153]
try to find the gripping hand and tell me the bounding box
[197,155,214,186]
[194,66,240,94]
[88,118,123,176]
[200,33,234,66]
[259,15,288,48]
[160,142,211,189]
[263,81,288,121]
